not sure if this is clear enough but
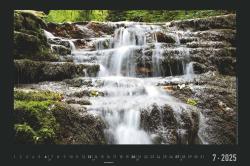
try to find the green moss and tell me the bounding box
[90,90,99,97]
[186,98,198,106]
[14,89,63,101]
[14,98,59,144]
[14,100,55,127]
[13,90,66,144]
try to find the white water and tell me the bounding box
[47,22,197,144]
[184,62,195,81]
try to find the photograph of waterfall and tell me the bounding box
[13,10,237,145]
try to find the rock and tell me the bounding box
[192,62,207,74]
[51,45,71,56]
[14,59,100,83]
[140,104,199,144]
[162,85,174,92]
[179,37,198,44]
[13,89,106,144]
[65,98,91,105]
[193,29,236,46]
[70,89,105,98]
[73,39,87,49]
[47,22,94,38]
[86,22,115,35]
[135,67,151,76]
[189,47,236,75]
[186,41,231,48]
[154,31,176,43]
[167,73,237,144]
[14,11,56,61]
[64,78,93,87]
[177,84,186,89]
[211,56,236,76]
[13,30,57,61]
[52,102,106,144]
[14,10,47,32]
[169,14,236,31]
[48,38,71,49]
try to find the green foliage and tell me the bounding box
[107,10,127,21]
[46,10,109,23]
[14,100,57,128]
[186,98,198,106]
[14,123,38,144]
[90,90,99,97]
[37,127,56,143]
[46,10,234,23]
[13,90,62,144]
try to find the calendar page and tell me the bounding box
[1,0,240,165]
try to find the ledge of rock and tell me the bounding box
[169,14,236,31]
[14,59,100,83]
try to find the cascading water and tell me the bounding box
[184,62,194,81]
[49,22,199,144]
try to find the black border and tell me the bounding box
[1,0,243,165]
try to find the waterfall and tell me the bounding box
[64,22,198,144]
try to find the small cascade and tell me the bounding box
[44,29,76,55]
[184,62,195,81]
[44,30,56,38]
[68,40,76,51]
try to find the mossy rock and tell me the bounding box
[14,10,47,32]
[51,102,107,144]
[14,89,63,101]
[14,11,58,61]
[13,31,58,61]
[13,89,106,144]
[186,98,198,106]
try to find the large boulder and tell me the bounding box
[14,10,47,32]
[52,102,106,144]
[14,11,56,61]
[14,31,58,61]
